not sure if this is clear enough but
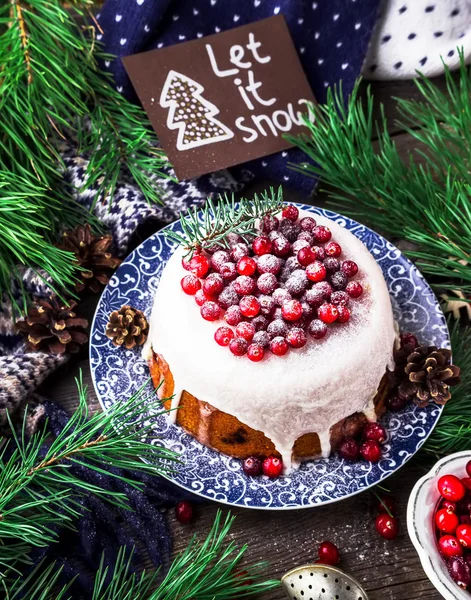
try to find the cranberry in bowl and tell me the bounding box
[408,451,471,600]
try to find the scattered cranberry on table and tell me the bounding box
[175,500,193,524]
[317,541,340,565]
[375,513,399,540]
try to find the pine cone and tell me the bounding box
[15,298,89,354]
[398,346,461,407]
[105,306,149,350]
[57,224,121,293]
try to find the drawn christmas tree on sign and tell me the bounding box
[160,70,234,151]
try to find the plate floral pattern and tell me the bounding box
[90,204,449,509]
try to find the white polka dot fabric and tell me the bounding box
[363,0,471,79]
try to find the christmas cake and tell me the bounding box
[143,204,397,471]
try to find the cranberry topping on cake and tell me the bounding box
[179,206,364,361]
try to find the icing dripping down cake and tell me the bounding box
[143,208,396,471]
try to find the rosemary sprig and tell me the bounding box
[164,187,284,255]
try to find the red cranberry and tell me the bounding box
[346,281,363,298]
[188,254,210,277]
[466,461,471,478]
[297,247,316,267]
[336,305,351,323]
[285,272,308,296]
[360,440,382,462]
[257,273,277,294]
[257,254,281,275]
[240,296,260,318]
[218,286,239,309]
[313,281,332,299]
[457,524,471,547]
[175,500,193,524]
[363,422,386,443]
[237,256,257,276]
[387,394,407,412]
[224,305,243,326]
[280,218,300,242]
[324,257,340,272]
[282,204,299,221]
[330,271,348,291]
[438,475,466,502]
[181,274,201,295]
[242,456,262,476]
[252,236,272,256]
[312,225,332,243]
[436,508,460,534]
[377,496,396,515]
[287,328,307,348]
[375,514,398,540]
[400,332,418,349]
[200,301,220,321]
[312,246,325,261]
[270,336,289,356]
[267,319,288,338]
[317,541,340,566]
[282,299,303,321]
[324,241,342,257]
[247,343,264,362]
[211,250,230,272]
[195,289,208,306]
[331,291,350,306]
[253,331,270,347]
[261,214,279,233]
[308,319,328,339]
[262,456,283,478]
[439,535,463,558]
[229,337,248,356]
[182,256,192,271]
[231,243,249,262]
[306,261,327,282]
[338,437,360,461]
[203,273,224,296]
[252,315,268,331]
[220,262,237,281]
[300,216,317,231]
[200,300,221,321]
[342,260,359,277]
[301,301,314,319]
[214,326,235,347]
[234,275,256,295]
[462,477,471,492]
[236,321,255,341]
[272,235,291,257]
[318,303,338,324]
[442,500,457,513]
[259,294,275,316]
[448,556,471,589]
[304,288,324,308]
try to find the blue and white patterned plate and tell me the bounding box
[90,203,449,510]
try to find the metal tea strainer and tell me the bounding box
[281,564,369,600]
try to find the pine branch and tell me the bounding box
[0,373,176,557]
[0,0,171,310]
[153,511,279,600]
[288,54,471,297]
[165,187,284,255]
[422,319,471,456]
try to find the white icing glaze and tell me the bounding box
[144,211,396,471]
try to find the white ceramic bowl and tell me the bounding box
[407,451,471,600]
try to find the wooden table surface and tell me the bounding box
[39,77,449,599]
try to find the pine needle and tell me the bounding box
[288,49,471,297]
